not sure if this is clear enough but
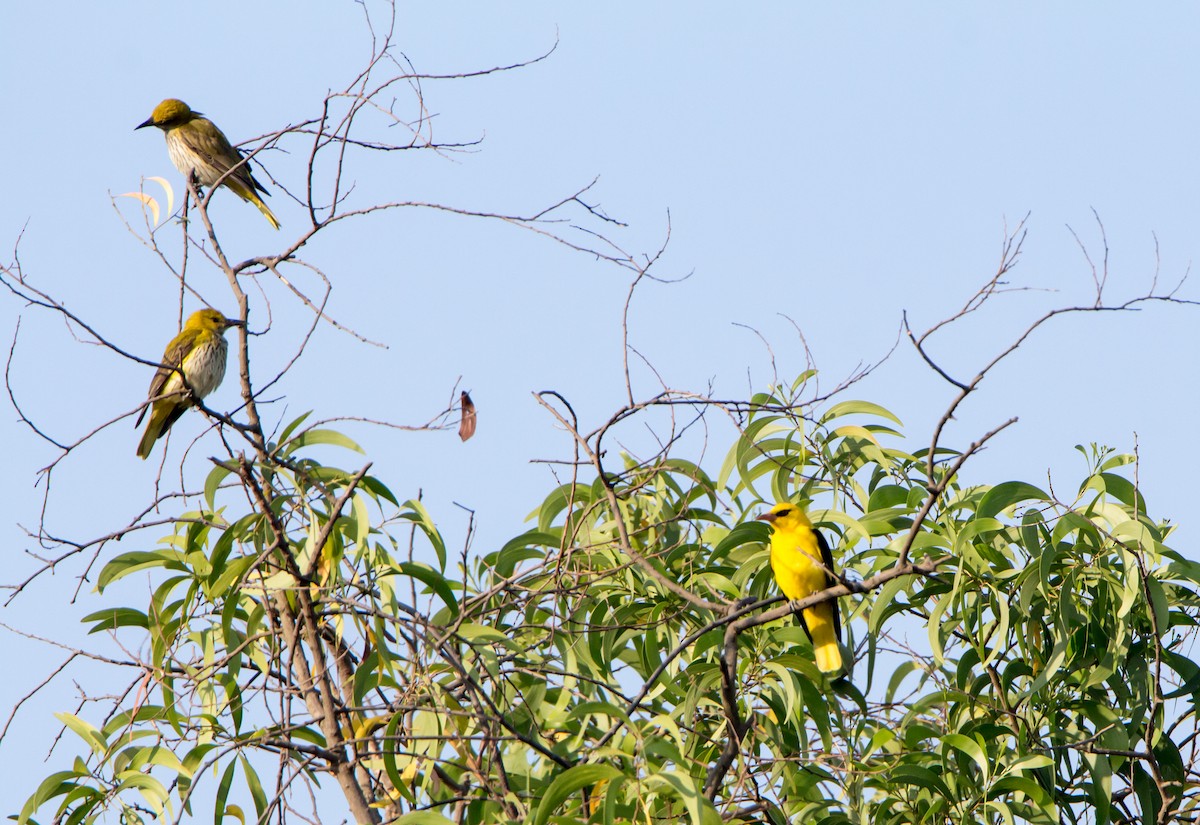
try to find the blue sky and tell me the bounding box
[4,1,1200,811]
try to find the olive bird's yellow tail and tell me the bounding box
[226,180,281,230]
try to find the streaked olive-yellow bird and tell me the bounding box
[758,502,843,674]
[136,98,281,229]
[136,308,242,459]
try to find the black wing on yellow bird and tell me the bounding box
[813,530,841,643]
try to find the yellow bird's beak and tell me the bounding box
[756,512,777,523]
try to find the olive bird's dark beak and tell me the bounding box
[135,117,154,130]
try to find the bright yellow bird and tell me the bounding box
[757,502,843,674]
[136,98,281,229]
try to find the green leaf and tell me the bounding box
[821,399,904,427]
[942,733,989,781]
[204,462,233,511]
[489,530,558,578]
[535,483,577,534]
[55,713,108,757]
[977,482,1049,520]
[1087,472,1147,513]
[276,411,312,445]
[884,661,919,704]
[890,764,954,798]
[391,562,459,620]
[114,771,169,812]
[644,769,720,825]
[1084,750,1112,825]
[399,499,447,571]
[82,607,149,632]
[285,428,365,454]
[215,759,237,825]
[18,771,88,825]
[381,712,410,808]
[96,550,180,591]
[712,521,769,558]
[359,473,400,506]
[867,484,909,512]
[351,491,371,551]
[1132,762,1160,825]
[239,755,268,822]
[529,764,623,825]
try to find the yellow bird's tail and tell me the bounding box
[246,191,281,230]
[802,605,843,674]
[225,178,281,230]
[136,412,163,459]
[242,188,281,229]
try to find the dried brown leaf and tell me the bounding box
[458,391,477,442]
